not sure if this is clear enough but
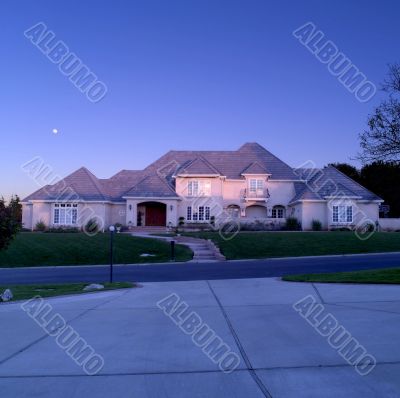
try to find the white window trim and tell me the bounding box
[331,204,353,224]
[187,180,211,197]
[53,203,78,226]
[186,206,211,222]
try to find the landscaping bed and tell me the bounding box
[0,232,193,267]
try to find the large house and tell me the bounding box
[22,143,382,231]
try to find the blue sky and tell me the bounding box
[2,0,399,199]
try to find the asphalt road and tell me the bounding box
[0,252,399,285]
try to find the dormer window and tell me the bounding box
[187,180,211,196]
[249,179,264,193]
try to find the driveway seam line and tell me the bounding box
[205,280,273,398]
[311,283,325,304]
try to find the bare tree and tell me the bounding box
[359,64,400,163]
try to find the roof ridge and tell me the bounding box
[79,167,107,200]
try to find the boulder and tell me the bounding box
[83,283,105,291]
[1,289,13,302]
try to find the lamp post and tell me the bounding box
[109,225,115,283]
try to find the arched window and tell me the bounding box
[226,205,241,218]
[272,205,286,219]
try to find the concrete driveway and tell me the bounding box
[1,278,399,397]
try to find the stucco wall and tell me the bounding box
[267,181,296,207]
[22,203,33,230]
[379,218,400,231]
[301,202,328,230]
[31,202,52,228]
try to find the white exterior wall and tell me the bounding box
[22,203,33,230]
[379,218,400,231]
[301,202,328,230]
[31,202,52,228]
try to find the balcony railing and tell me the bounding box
[241,188,270,200]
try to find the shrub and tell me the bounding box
[35,220,46,232]
[178,217,185,226]
[285,217,301,231]
[46,227,79,233]
[311,219,322,231]
[85,218,99,234]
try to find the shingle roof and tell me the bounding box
[123,174,178,198]
[290,166,382,203]
[176,157,221,176]
[23,167,109,202]
[22,144,382,203]
[241,161,270,175]
[144,142,299,180]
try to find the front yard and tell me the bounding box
[0,282,135,301]
[0,233,193,267]
[184,231,400,260]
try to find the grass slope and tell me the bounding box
[184,231,400,260]
[0,282,134,301]
[283,268,400,284]
[0,233,193,267]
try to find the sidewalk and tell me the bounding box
[1,277,400,397]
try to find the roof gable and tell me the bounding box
[241,161,270,175]
[177,157,221,176]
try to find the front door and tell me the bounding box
[145,203,166,226]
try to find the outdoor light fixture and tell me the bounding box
[109,225,115,283]
[170,205,173,211]
[129,204,132,211]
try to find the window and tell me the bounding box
[53,203,78,225]
[188,180,211,197]
[249,179,264,192]
[332,205,353,223]
[188,181,199,196]
[199,206,205,221]
[186,206,211,222]
[205,206,210,221]
[272,206,285,219]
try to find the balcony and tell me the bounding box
[241,188,270,201]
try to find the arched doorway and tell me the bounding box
[138,202,167,226]
[245,205,268,218]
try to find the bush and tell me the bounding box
[285,217,301,231]
[178,217,185,226]
[35,220,47,232]
[311,219,322,231]
[46,227,79,233]
[240,220,283,231]
[84,218,99,234]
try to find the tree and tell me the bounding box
[360,162,400,217]
[359,64,400,163]
[329,162,400,217]
[0,196,22,251]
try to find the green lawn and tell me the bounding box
[0,282,134,301]
[0,232,193,267]
[283,268,400,284]
[184,231,400,260]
